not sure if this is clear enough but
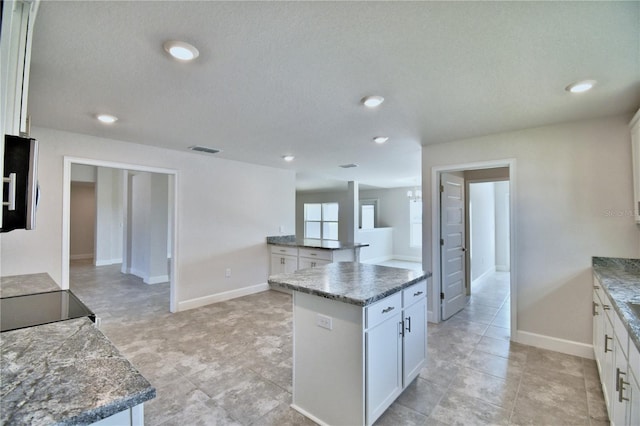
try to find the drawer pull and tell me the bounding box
[280,249,286,252]
[603,304,611,311]
[413,291,424,297]
[604,334,613,353]
[616,368,626,391]
[619,377,630,402]
[382,306,395,314]
[310,253,317,256]
[593,301,599,316]
[593,285,600,290]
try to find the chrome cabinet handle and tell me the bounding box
[616,368,626,391]
[619,376,630,402]
[398,321,404,337]
[593,285,600,290]
[382,306,395,314]
[414,291,424,297]
[405,316,411,333]
[593,301,599,316]
[603,304,611,311]
[604,334,613,353]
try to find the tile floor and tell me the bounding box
[69,260,608,426]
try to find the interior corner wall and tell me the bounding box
[494,181,510,271]
[468,182,496,282]
[422,114,640,347]
[0,127,296,307]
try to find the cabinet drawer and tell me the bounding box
[366,292,402,330]
[403,280,427,307]
[298,248,332,261]
[270,245,298,256]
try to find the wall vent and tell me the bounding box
[339,163,358,169]
[189,145,222,155]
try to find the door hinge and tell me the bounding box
[440,292,445,300]
[440,184,444,193]
[440,238,444,246]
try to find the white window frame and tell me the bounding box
[304,202,339,240]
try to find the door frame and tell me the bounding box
[430,159,517,340]
[62,156,179,313]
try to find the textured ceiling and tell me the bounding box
[28,1,640,191]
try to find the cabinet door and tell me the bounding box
[298,257,330,270]
[366,311,402,425]
[402,299,427,386]
[593,289,604,374]
[602,314,616,410]
[611,336,628,426]
[629,370,640,426]
[270,254,297,275]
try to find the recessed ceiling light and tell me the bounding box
[361,95,384,108]
[189,145,221,155]
[565,79,597,93]
[282,155,295,162]
[373,136,389,144]
[96,114,118,124]
[339,163,358,169]
[163,40,199,61]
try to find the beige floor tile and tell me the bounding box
[395,377,446,416]
[463,349,525,381]
[373,402,428,426]
[428,389,511,426]
[484,325,511,341]
[448,367,519,410]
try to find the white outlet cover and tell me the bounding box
[316,314,332,330]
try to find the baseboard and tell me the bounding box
[177,283,270,311]
[144,275,169,285]
[290,404,330,426]
[70,254,93,260]
[360,255,393,264]
[471,266,496,285]
[515,330,594,359]
[392,255,422,263]
[95,258,123,266]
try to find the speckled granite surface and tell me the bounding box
[266,236,369,250]
[592,257,640,354]
[0,273,60,297]
[1,317,156,426]
[268,262,430,306]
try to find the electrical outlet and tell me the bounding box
[279,225,285,233]
[225,268,231,278]
[316,314,332,330]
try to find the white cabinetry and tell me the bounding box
[593,275,640,425]
[269,246,298,275]
[630,109,640,224]
[291,279,427,426]
[298,247,332,269]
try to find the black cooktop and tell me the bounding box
[1,290,96,332]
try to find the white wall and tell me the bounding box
[357,228,393,262]
[95,167,123,266]
[469,182,496,281]
[0,127,296,308]
[423,115,640,349]
[69,182,95,259]
[296,186,422,261]
[494,181,510,271]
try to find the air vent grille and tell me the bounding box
[339,163,358,169]
[189,145,221,155]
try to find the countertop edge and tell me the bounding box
[269,270,431,307]
[267,241,369,250]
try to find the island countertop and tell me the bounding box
[1,273,156,425]
[268,262,431,306]
[592,257,640,354]
[266,235,369,250]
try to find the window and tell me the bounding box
[409,199,422,247]
[304,202,339,240]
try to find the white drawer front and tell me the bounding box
[402,280,427,307]
[366,292,402,330]
[270,245,298,256]
[298,248,332,261]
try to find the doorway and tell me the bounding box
[431,159,516,340]
[62,157,179,312]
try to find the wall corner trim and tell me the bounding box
[515,330,594,359]
[177,283,270,312]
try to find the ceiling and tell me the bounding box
[28,1,640,192]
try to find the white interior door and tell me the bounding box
[440,173,466,320]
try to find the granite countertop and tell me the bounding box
[592,257,640,354]
[267,235,369,250]
[268,262,431,306]
[0,273,61,297]
[0,273,156,425]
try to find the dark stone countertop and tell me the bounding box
[266,235,368,250]
[0,273,156,425]
[0,273,60,297]
[268,262,431,306]
[592,257,640,354]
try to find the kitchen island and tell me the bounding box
[269,262,431,426]
[0,273,156,425]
